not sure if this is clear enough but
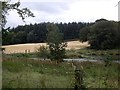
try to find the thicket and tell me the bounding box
[79,19,120,50]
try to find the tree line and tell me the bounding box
[1,0,120,51]
[2,22,93,45]
[2,19,120,50]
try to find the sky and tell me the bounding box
[5,0,119,28]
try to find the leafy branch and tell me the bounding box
[1,0,35,27]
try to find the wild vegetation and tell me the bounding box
[46,23,67,62]
[2,56,119,88]
[79,19,120,50]
[3,48,119,61]
[2,41,89,54]
[1,0,120,89]
[3,19,120,50]
[2,22,92,45]
[66,48,120,61]
[36,45,50,60]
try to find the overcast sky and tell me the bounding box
[5,0,119,28]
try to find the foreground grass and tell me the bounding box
[2,57,74,88]
[2,57,120,88]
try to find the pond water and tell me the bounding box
[63,58,100,62]
[30,58,120,63]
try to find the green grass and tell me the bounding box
[81,61,119,88]
[66,48,120,60]
[2,56,120,88]
[2,57,74,88]
[3,53,37,58]
[3,48,120,61]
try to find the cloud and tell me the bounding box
[20,0,79,3]
[20,2,69,14]
[5,10,25,28]
[5,0,119,28]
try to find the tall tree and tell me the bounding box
[46,23,67,63]
[85,20,118,49]
[79,26,90,42]
[79,19,119,50]
[1,0,34,45]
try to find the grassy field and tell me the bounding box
[2,56,120,88]
[3,47,120,61]
[3,57,74,88]
[66,48,120,61]
[2,41,120,88]
[2,41,89,54]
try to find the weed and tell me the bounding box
[2,52,119,88]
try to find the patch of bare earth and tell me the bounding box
[2,41,89,54]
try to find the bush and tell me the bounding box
[46,23,67,62]
[36,46,50,60]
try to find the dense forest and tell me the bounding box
[2,19,120,50]
[2,22,93,45]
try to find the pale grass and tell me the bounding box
[2,41,89,54]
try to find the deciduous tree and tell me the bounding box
[89,20,118,49]
[46,23,67,63]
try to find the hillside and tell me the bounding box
[2,41,89,54]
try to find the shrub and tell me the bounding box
[36,45,50,60]
[46,23,67,62]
